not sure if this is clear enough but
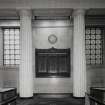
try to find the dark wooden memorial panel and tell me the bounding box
[35,47,70,78]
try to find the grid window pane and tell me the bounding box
[10,40,14,44]
[4,40,9,44]
[4,29,9,34]
[10,50,14,54]
[15,60,20,64]
[15,55,20,59]
[96,29,101,34]
[5,50,10,54]
[15,39,19,44]
[15,50,20,54]
[10,35,14,40]
[3,28,20,65]
[10,55,15,59]
[4,45,9,49]
[15,45,19,49]
[11,60,15,64]
[85,27,103,65]
[15,35,19,39]
[5,60,10,64]
[4,35,9,39]
[10,29,14,34]
[5,55,10,59]
[15,29,19,34]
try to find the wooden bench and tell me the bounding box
[0,88,17,105]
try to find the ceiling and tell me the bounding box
[0,9,105,19]
[0,0,105,9]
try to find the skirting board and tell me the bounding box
[34,93,72,98]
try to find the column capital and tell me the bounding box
[73,9,86,17]
[19,9,32,18]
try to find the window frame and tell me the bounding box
[3,27,20,66]
[85,25,104,65]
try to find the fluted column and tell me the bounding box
[0,28,3,65]
[19,9,33,97]
[73,9,86,97]
[0,28,3,88]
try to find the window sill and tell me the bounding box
[0,65,19,70]
[86,64,105,69]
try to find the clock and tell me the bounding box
[48,34,57,44]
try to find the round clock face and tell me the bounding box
[48,34,57,44]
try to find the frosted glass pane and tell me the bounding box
[91,60,95,64]
[5,60,10,64]
[4,29,9,34]
[15,55,20,59]
[91,35,95,39]
[91,40,95,44]
[86,40,90,44]
[5,55,9,59]
[86,35,90,39]
[96,50,101,54]
[96,29,101,34]
[96,60,101,64]
[4,40,9,44]
[96,40,101,44]
[15,36,19,39]
[91,50,95,54]
[5,50,9,54]
[85,29,90,34]
[4,55,6,59]
[96,45,101,49]
[10,35,14,39]
[15,50,19,54]
[86,50,90,54]
[86,55,90,59]
[15,45,19,49]
[4,50,6,54]
[87,60,90,64]
[10,55,15,59]
[10,45,14,49]
[15,29,19,34]
[15,60,20,64]
[11,60,14,64]
[86,45,90,49]
[15,40,19,44]
[4,45,9,49]
[10,40,14,44]
[10,29,14,34]
[4,35,9,39]
[91,55,95,59]
[96,55,101,59]
[96,35,101,39]
[10,50,14,54]
[91,45,95,49]
[91,29,95,34]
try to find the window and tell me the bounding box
[3,28,20,65]
[35,48,70,77]
[85,27,104,65]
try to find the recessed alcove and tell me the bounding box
[35,47,70,78]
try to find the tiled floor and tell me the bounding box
[16,95,85,105]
